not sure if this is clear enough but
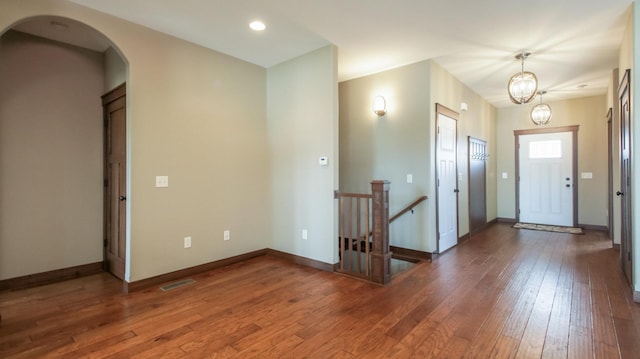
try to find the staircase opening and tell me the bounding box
[335,180,427,284]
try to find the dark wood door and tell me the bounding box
[618,70,632,285]
[102,84,127,280]
[468,137,487,235]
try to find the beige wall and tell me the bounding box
[104,46,126,92]
[339,60,497,253]
[339,61,432,251]
[496,95,609,227]
[608,68,621,245]
[0,30,104,279]
[2,0,272,281]
[267,46,339,264]
[430,61,498,236]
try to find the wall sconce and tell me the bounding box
[372,96,387,116]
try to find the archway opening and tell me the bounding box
[0,15,129,286]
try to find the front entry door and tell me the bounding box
[436,104,459,253]
[618,69,632,285]
[102,84,127,280]
[519,131,574,226]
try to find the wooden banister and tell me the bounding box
[370,180,391,285]
[334,190,372,199]
[389,195,428,224]
[334,181,391,284]
[335,187,426,285]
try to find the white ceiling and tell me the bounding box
[16,0,633,108]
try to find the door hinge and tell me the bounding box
[629,252,632,261]
[104,178,108,187]
[103,238,108,247]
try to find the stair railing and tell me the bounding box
[389,195,428,224]
[335,180,391,285]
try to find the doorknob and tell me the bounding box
[616,191,624,196]
[453,189,460,193]
[119,195,127,201]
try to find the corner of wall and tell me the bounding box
[266,45,339,265]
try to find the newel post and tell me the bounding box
[370,180,391,285]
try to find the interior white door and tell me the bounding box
[437,113,458,252]
[519,132,573,226]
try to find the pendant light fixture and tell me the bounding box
[530,90,552,125]
[507,52,538,104]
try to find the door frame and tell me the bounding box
[468,136,487,236]
[102,83,127,282]
[514,125,579,227]
[617,68,632,286]
[435,103,459,253]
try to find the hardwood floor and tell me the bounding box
[1,223,639,358]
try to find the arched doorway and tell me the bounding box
[0,16,129,289]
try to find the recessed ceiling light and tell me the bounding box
[249,21,266,31]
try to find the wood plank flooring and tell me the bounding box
[1,223,639,358]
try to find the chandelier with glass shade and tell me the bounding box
[507,52,538,104]
[530,90,552,125]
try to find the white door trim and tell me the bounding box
[436,104,459,253]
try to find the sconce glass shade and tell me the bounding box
[508,71,538,104]
[372,96,386,116]
[531,103,552,125]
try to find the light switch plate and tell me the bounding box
[156,176,169,187]
[406,174,413,183]
[502,172,508,179]
[581,172,593,179]
[319,156,328,166]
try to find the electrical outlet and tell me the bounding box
[184,236,191,248]
[302,229,308,240]
[224,230,230,241]
[156,176,169,187]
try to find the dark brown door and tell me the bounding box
[618,70,632,285]
[102,84,127,280]
[468,136,487,235]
